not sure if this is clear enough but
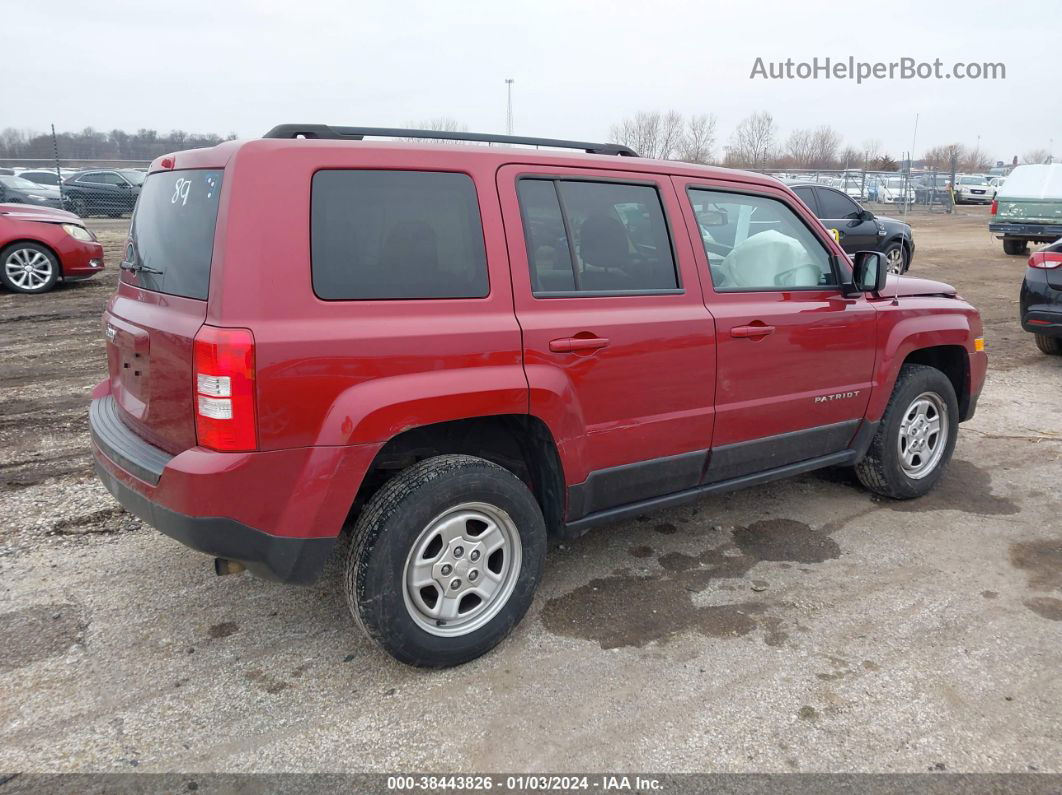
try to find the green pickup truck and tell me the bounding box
[991,164,1062,255]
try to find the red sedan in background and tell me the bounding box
[0,204,105,294]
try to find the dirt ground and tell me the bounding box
[1,206,1060,774]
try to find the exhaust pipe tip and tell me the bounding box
[214,558,247,576]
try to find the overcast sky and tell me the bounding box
[8,0,1059,162]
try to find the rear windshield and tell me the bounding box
[125,169,223,300]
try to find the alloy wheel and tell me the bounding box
[4,248,54,292]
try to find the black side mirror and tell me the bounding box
[858,208,874,221]
[849,251,888,294]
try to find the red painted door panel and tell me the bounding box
[497,164,716,485]
[673,176,878,447]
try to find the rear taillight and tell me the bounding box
[1029,251,1062,269]
[990,199,998,215]
[193,326,257,451]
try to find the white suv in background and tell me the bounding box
[953,175,994,205]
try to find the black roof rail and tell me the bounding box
[261,124,639,157]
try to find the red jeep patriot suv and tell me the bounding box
[90,125,987,667]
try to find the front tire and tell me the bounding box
[1003,237,1028,256]
[346,454,547,667]
[1,243,60,294]
[855,364,959,499]
[1035,334,1062,355]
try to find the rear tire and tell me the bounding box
[1003,237,1028,255]
[855,364,959,499]
[346,454,546,667]
[1035,334,1062,355]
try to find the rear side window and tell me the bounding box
[126,169,223,300]
[517,178,678,295]
[311,170,489,300]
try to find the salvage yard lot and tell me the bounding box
[1,207,1060,772]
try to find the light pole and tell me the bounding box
[505,78,514,135]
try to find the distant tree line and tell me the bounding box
[0,127,237,161]
[606,109,1051,172]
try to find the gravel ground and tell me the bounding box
[0,208,1059,774]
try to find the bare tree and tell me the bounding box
[922,143,966,171]
[674,113,717,164]
[724,111,776,169]
[784,128,815,168]
[861,138,883,165]
[400,118,469,144]
[808,125,842,168]
[960,146,991,172]
[1023,147,1053,164]
[609,110,685,159]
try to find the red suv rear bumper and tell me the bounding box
[89,384,380,583]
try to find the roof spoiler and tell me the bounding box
[261,124,639,157]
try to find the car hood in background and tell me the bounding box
[0,203,80,223]
[885,274,957,297]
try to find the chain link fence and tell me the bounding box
[0,158,152,218]
[753,167,1001,215]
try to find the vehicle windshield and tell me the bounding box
[960,176,985,185]
[120,170,146,185]
[0,176,43,190]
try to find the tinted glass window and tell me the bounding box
[517,179,677,294]
[817,188,861,219]
[311,170,488,300]
[792,186,818,214]
[24,172,59,186]
[689,189,835,291]
[517,180,575,292]
[125,170,223,300]
[79,172,109,184]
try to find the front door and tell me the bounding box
[675,177,879,482]
[815,186,881,255]
[498,165,717,519]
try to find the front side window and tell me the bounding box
[791,186,818,214]
[517,178,678,294]
[689,188,836,291]
[817,188,862,219]
[311,170,488,300]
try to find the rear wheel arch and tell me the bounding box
[347,415,567,537]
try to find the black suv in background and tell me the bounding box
[62,169,144,217]
[790,183,915,274]
[1020,238,1062,355]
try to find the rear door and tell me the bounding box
[815,187,880,254]
[105,168,223,452]
[498,165,716,517]
[675,177,878,481]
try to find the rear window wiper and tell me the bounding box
[120,260,163,275]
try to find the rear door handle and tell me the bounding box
[549,336,610,353]
[730,325,775,338]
